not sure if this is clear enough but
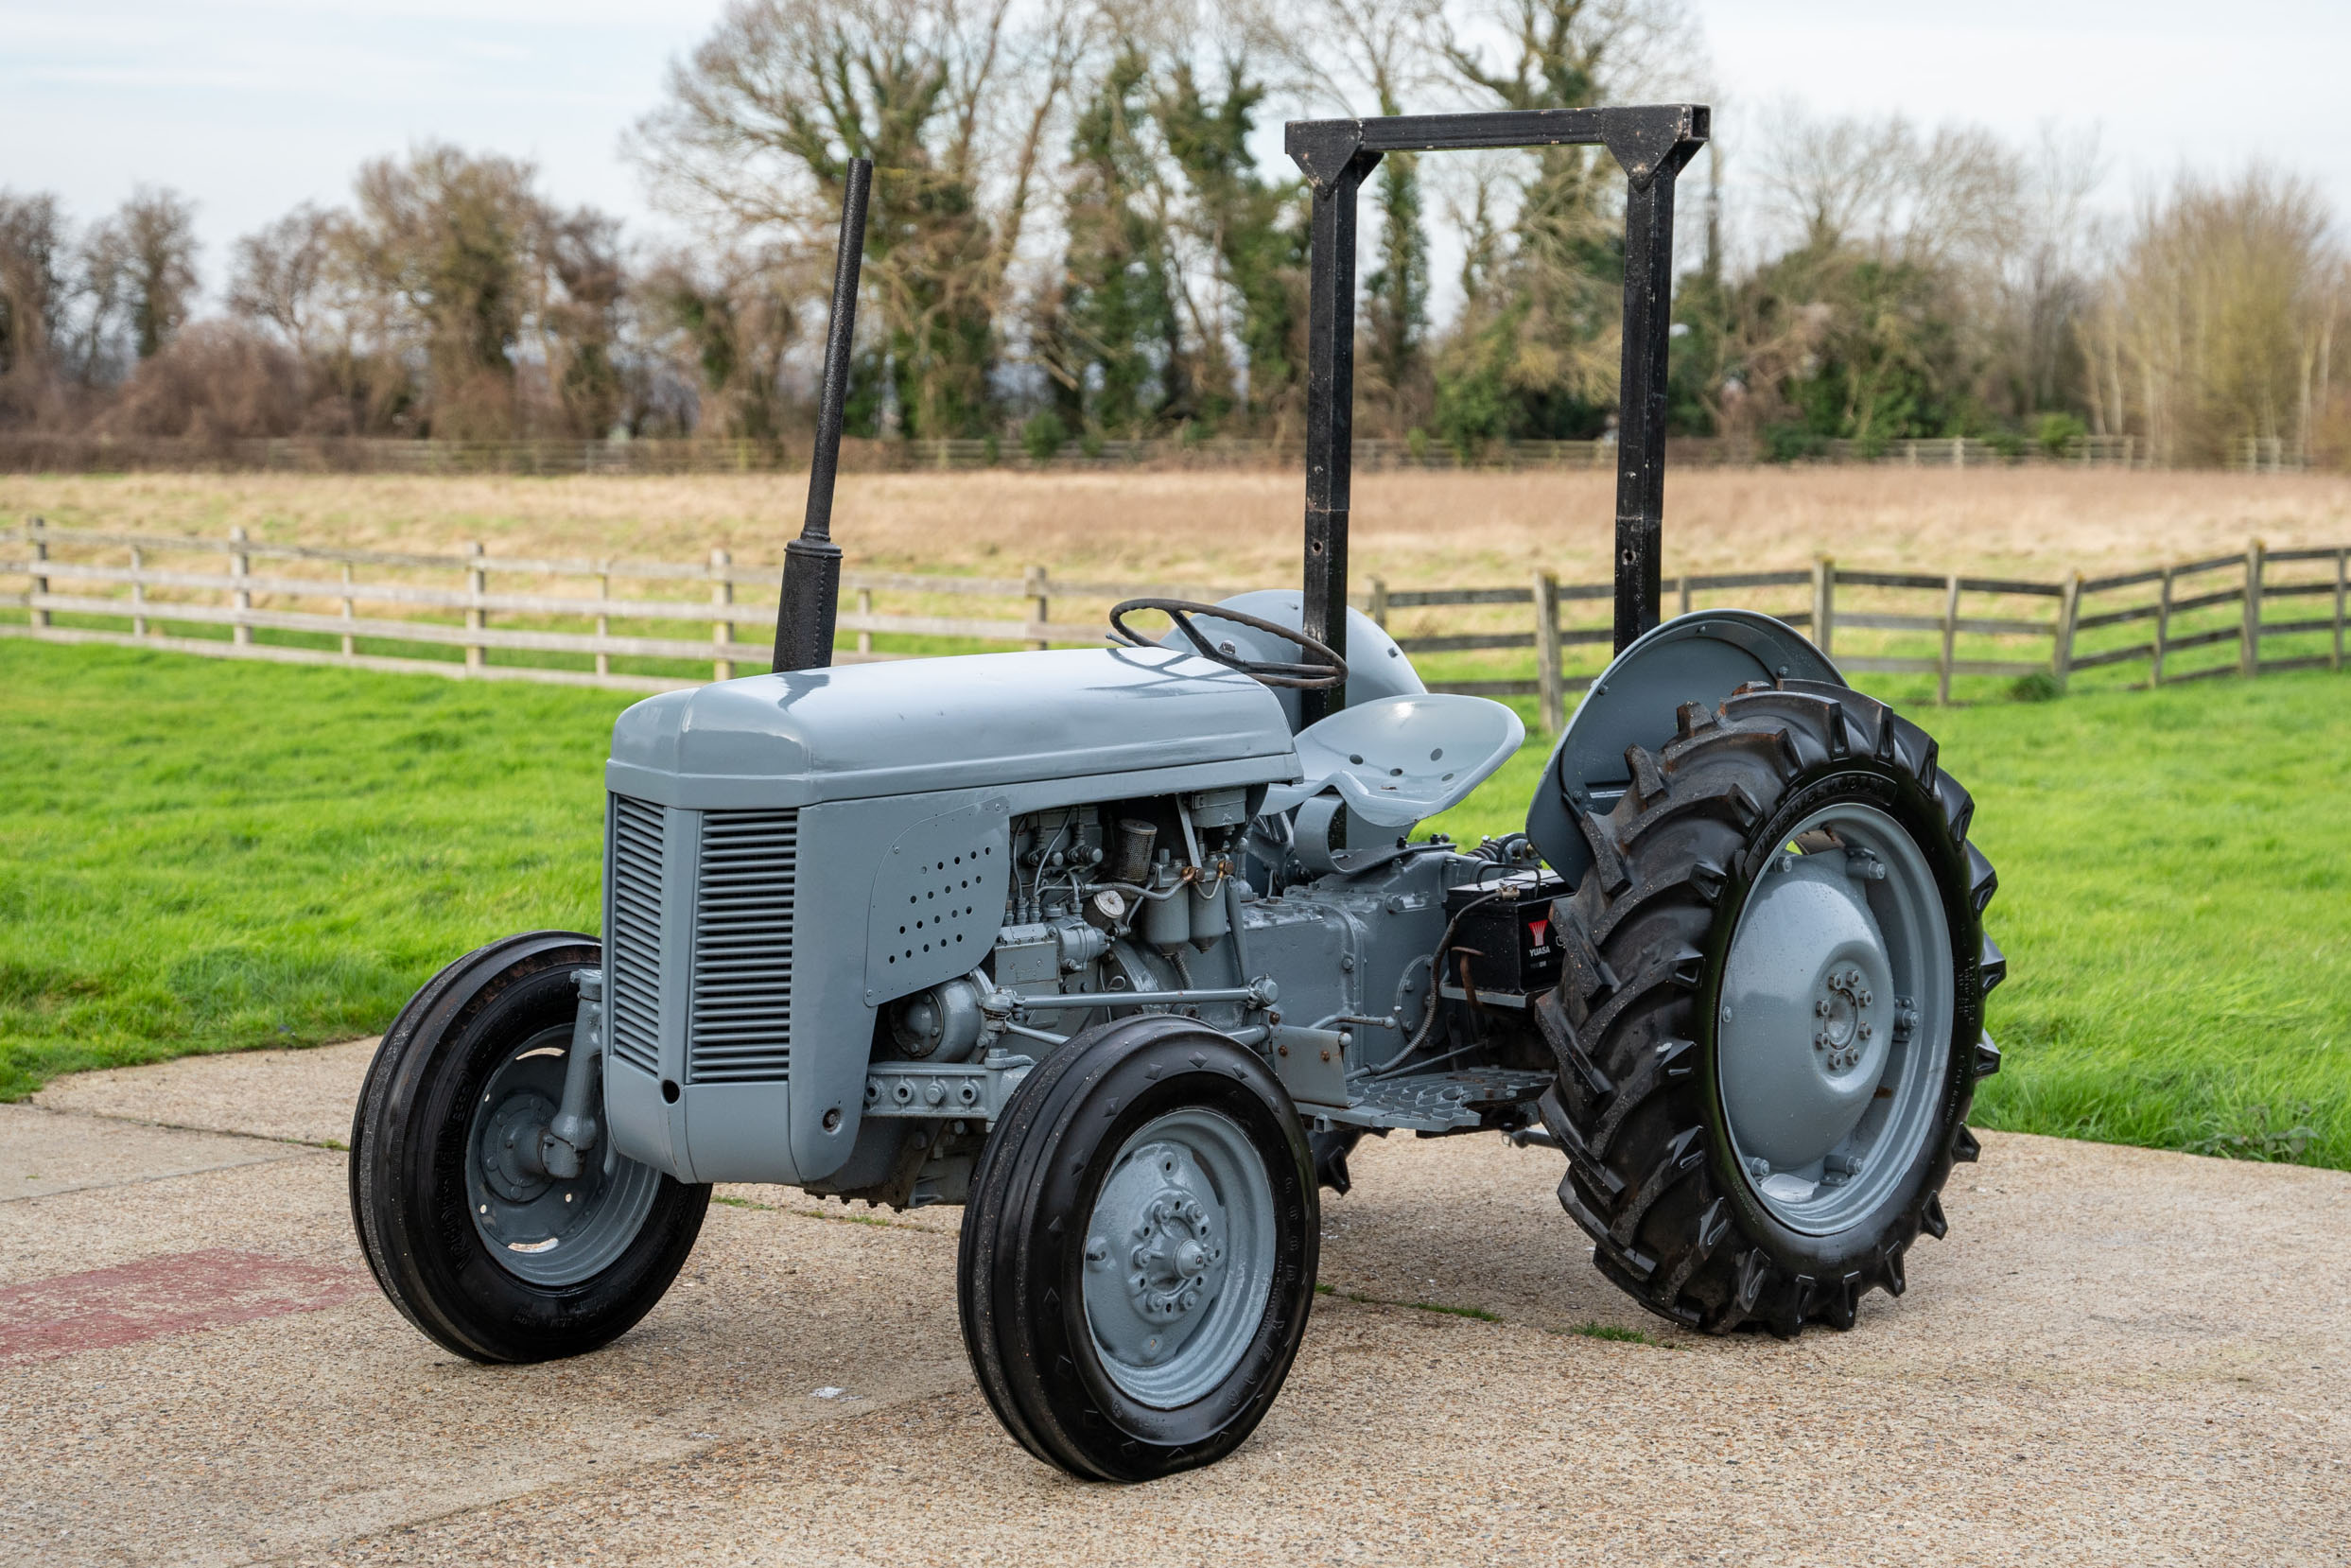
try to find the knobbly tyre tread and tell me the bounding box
[349,932,710,1363]
[1535,679,2002,1338]
[958,1014,1318,1482]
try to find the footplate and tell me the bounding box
[1322,1067,1555,1133]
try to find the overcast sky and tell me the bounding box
[5,0,2346,292]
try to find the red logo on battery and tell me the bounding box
[1527,918,1550,952]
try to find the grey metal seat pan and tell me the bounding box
[1259,694,1525,828]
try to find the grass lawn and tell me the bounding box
[5,639,2348,1171]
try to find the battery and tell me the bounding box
[1443,871,1572,995]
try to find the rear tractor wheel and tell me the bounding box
[1535,680,2004,1335]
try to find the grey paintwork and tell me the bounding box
[1259,694,1524,827]
[1081,1106,1277,1406]
[1524,610,1843,885]
[1162,593,1426,731]
[594,626,1560,1194]
[1718,801,1954,1234]
[602,647,1309,1188]
[606,645,1296,810]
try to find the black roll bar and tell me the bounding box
[1285,105,1710,723]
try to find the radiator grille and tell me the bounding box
[688,810,798,1083]
[605,794,666,1077]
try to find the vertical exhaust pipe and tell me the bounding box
[773,156,873,674]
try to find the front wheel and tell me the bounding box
[349,931,710,1363]
[959,1015,1319,1481]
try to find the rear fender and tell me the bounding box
[1524,611,1843,888]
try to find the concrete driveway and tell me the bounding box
[5,1040,2346,1566]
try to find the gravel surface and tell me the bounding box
[4,1041,2346,1566]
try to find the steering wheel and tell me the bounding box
[1107,599,1349,689]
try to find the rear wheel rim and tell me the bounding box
[1716,800,1954,1236]
[463,1025,662,1287]
[1081,1106,1278,1408]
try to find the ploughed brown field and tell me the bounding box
[9,466,2350,584]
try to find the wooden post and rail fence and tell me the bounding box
[5,519,2345,732]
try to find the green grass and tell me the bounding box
[5,639,2349,1176]
[0,642,627,1097]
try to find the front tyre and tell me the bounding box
[349,931,710,1363]
[1535,681,2003,1336]
[959,1015,1318,1481]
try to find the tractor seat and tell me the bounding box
[1258,694,1526,828]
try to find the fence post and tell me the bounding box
[1938,573,1960,706]
[2052,570,2081,691]
[26,516,48,630]
[1025,565,1049,650]
[1811,556,1835,655]
[595,566,612,679]
[1367,575,1388,630]
[2334,547,2345,674]
[230,525,252,645]
[1533,569,1564,735]
[128,544,146,637]
[464,541,485,673]
[1677,573,1692,617]
[2152,566,2173,686]
[340,562,355,656]
[711,548,735,681]
[2240,537,2263,678]
[855,587,874,655]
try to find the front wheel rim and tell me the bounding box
[1080,1106,1279,1408]
[1716,800,1955,1236]
[463,1025,662,1287]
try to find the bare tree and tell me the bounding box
[2083,166,2346,464]
[229,203,339,361]
[340,145,550,438]
[0,192,72,419]
[634,0,1091,438]
[1430,0,1703,443]
[637,241,814,440]
[80,187,201,362]
[1280,0,1445,430]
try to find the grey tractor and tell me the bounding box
[350,104,2001,1482]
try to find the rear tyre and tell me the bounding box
[1534,681,2003,1336]
[959,1015,1318,1481]
[350,932,710,1363]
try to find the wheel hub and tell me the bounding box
[480,1090,557,1203]
[1086,1141,1232,1361]
[1121,1189,1225,1322]
[462,1027,663,1287]
[1080,1107,1276,1407]
[1812,966,1873,1071]
[1715,804,1955,1236]
[1719,853,1893,1170]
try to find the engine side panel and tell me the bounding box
[602,757,1300,1188]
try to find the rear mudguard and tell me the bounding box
[1524,611,1843,887]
